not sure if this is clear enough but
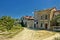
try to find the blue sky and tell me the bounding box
[0,0,60,18]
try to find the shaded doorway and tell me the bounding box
[34,24,36,28]
[45,24,48,29]
[34,21,38,28]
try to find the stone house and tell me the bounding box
[21,7,60,31]
[34,7,60,30]
[21,16,34,28]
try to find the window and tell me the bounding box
[45,15,48,19]
[41,23,43,27]
[41,15,43,19]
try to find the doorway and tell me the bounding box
[45,23,48,29]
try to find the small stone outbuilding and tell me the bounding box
[21,16,34,28]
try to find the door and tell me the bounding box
[45,24,48,29]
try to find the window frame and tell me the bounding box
[40,23,43,27]
[45,14,48,19]
[40,15,43,20]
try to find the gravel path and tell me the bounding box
[9,28,35,40]
[9,28,60,40]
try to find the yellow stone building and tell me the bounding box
[34,7,57,30]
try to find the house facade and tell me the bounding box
[34,7,59,30]
[21,7,60,31]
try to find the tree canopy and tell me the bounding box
[0,16,15,31]
[51,14,60,26]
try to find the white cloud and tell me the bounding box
[32,12,34,14]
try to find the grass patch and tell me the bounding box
[7,25,24,38]
[0,25,24,38]
[7,29,23,38]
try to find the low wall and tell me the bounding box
[53,26,60,31]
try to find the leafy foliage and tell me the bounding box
[51,14,60,26]
[0,16,24,38]
[0,16,15,31]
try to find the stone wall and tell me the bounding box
[27,20,34,28]
[53,26,60,31]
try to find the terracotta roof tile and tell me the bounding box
[24,16,34,20]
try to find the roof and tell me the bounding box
[24,16,34,20]
[35,7,57,15]
[36,7,56,12]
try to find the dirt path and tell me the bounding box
[9,28,36,40]
[9,28,60,40]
